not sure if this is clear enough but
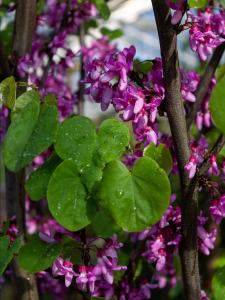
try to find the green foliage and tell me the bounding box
[91,210,121,237]
[4,91,58,172]
[91,0,110,19]
[144,143,173,173]
[55,116,97,170]
[133,60,153,75]
[212,266,225,300]
[210,75,225,136]
[47,161,90,231]
[95,119,130,166]
[25,153,62,201]
[100,27,123,41]
[0,236,21,275]
[216,64,225,82]
[188,0,208,8]
[0,76,16,109]
[100,157,171,232]
[18,235,61,273]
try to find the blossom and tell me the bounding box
[185,155,197,178]
[197,213,217,256]
[208,154,219,176]
[200,290,210,300]
[209,195,225,224]
[52,257,77,287]
[165,0,186,25]
[76,265,97,293]
[188,9,225,61]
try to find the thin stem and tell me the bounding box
[151,1,201,299]
[78,24,86,116]
[198,134,225,177]
[186,42,225,130]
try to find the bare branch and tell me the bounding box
[151,1,201,299]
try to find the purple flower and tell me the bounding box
[188,9,225,61]
[52,257,77,287]
[76,265,97,293]
[185,155,197,179]
[209,195,225,224]
[165,0,186,24]
[200,290,210,300]
[197,213,217,256]
[208,155,219,176]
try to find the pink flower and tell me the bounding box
[208,155,219,176]
[185,155,197,179]
[52,257,77,287]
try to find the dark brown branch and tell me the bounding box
[77,24,86,116]
[186,42,225,130]
[4,1,39,300]
[0,41,11,80]
[151,1,201,299]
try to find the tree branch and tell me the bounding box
[151,1,200,299]
[4,1,39,300]
[198,134,225,177]
[186,42,225,130]
[77,24,86,116]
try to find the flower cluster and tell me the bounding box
[197,212,217,256]
[210,194,225,224]
[52,235,127,296]
[188,9,225,61]
[17,0,98,121]
[184,136,221,179]
[165,0,186,24]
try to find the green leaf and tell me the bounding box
[216,64,225,82]
[62,237,82,265]
[134,60,153,74]
[100,27,123,41]
[55,116,97,170]
[92,210,121,238]
[47,161,90,231]
[144,143,173,173]
[25,153,62,201]
[0,236,21,275]
[210,76,225,136]
[91,0,110,19]
[4,91,58,172]
[0,76,16,109]
[212,266,225,300]
[100,157,171,232]
[81,164,103,192]
[95,119,130,165]
[18,235,61,273]
[188,0,208,8]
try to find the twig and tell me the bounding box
[186,42,225,130]
[77,24,86,116]
[198,134,225,177]
[151,1,201,299]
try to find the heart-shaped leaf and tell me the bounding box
[95,119,130,166]
[47,161,90,231]
[144,143,172,173]
[100,157,171,232]
[4,91,58,172]
[55,116,97,170]
[0,236,21,275]
[18,235,61,273]
[25,153,62,201]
